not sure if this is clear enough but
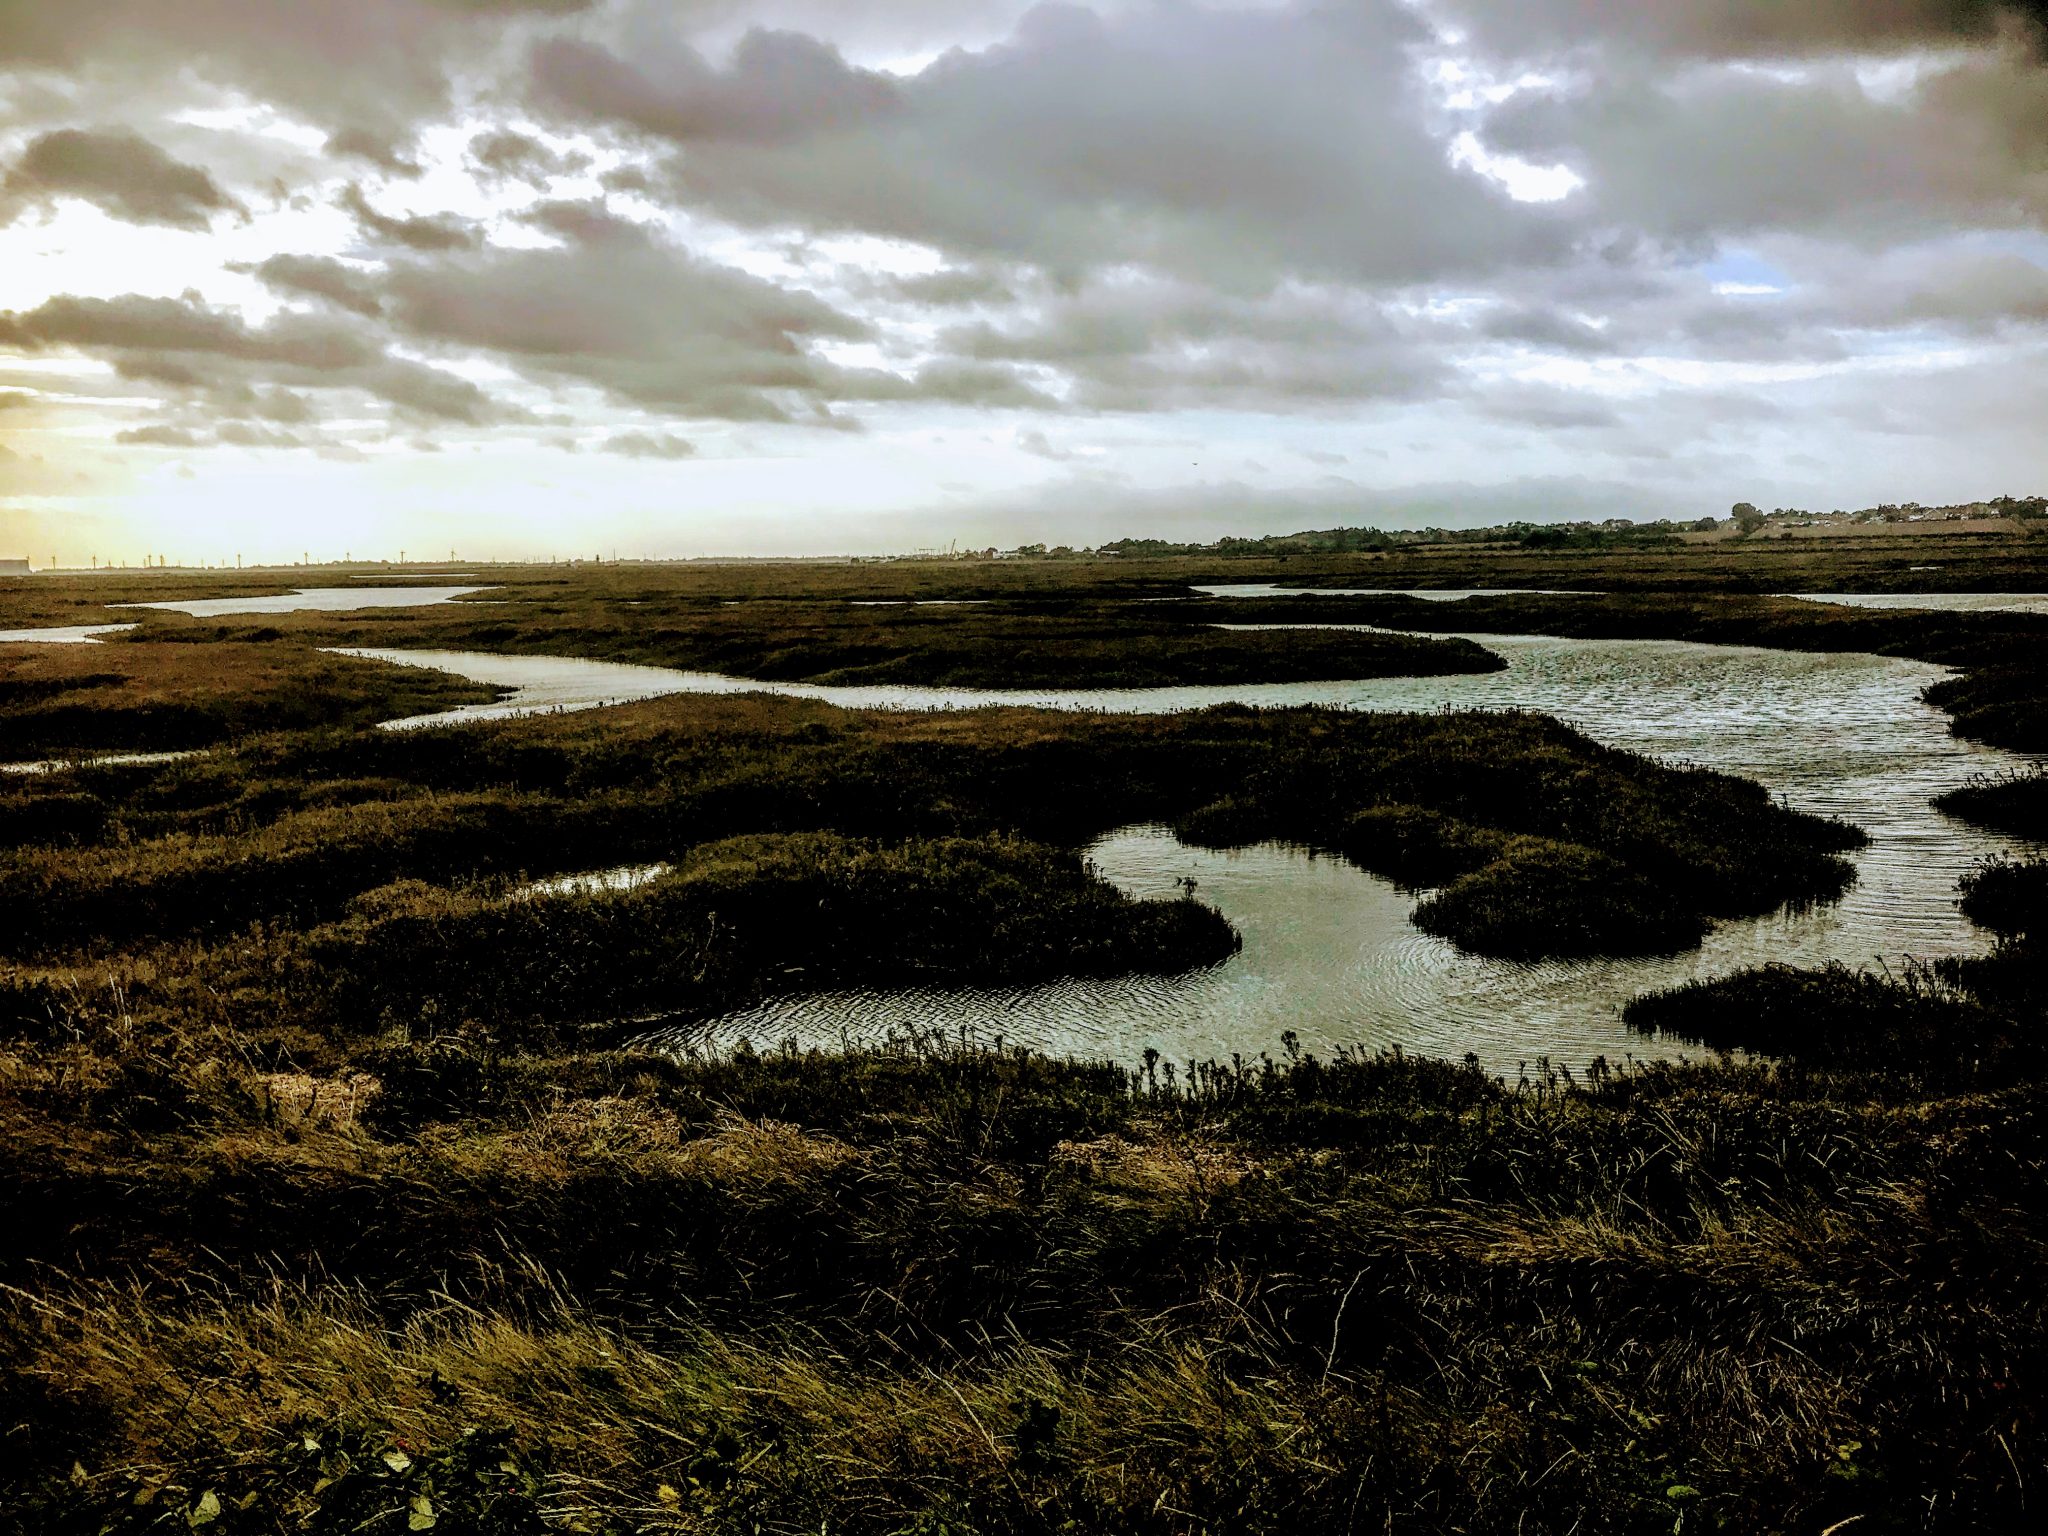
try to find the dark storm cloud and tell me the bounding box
[936,277,1449,412]
[1479,304,1618,354]
[324,128,425,178]
[880,267,1019,307]
[1481,53,2048,243]
[367,193,1069,416]
[0,294,380,369]
[0,0,600,141]
[1,128,241,228]
[532,27,903,143]
[370,202,881,420]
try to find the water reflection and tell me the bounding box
[514,863,673,900]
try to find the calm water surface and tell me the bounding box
[0,623,138,643]
[0,750,200,777]
[1195,584,1594,601]
[1785,592,2048,616]
[342,633,2041,1069]
[116,585,492,618]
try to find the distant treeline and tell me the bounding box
[1095,517,1703,559]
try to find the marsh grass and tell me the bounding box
[1935,767,2048,840]
[0,641,500,755]
[298,832,1238,1038]
[1,699,1860,972]
[7,544,2046,1532]
[4,1035,2044,1534]
[1623,961,2033,1084]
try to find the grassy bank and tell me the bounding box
[1624,851,2045,1086]
[3,1031,2043,1535]
[0,641,502,756]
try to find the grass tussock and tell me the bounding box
[1935,767,2048,840]
[1413,837,1706,957]
[1624,961,2035,1084]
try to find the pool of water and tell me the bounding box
[659,825,1731,1075]
[1195,584,1595,601]
[514,863,673,900]
[114,585,493,618]
[0,750,200,777]
[338,632,2040,1069]
[0,623,139,644]
[1784,592,2048,616]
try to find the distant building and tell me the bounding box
[0,558,30,575]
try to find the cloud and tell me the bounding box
[372,202,874,419]
[881,266,1017,307]
[325,127,424,178]
[0,0,602,142]
[531,7,1560,285]
[115,424,203,447]
[242,254,386,317]
[533,27,902,144]
[601,429,697,458]
[1479,53,2048,245]
[937,274,1448,412]
[1,127,241,228]
[337,183,482,251]
[467,127,588,182]
[1442,0,2048,62]
[0,292,510,425]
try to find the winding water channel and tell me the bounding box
[343,625,2042,1071]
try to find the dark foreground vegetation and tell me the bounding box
[5,1026,2045,1535]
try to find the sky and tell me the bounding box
[1,0,2045,564]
